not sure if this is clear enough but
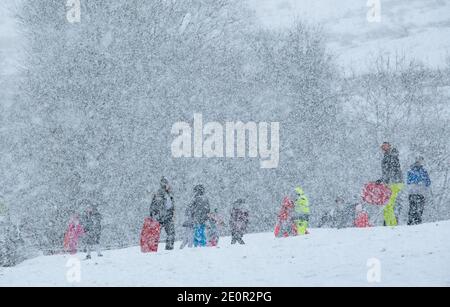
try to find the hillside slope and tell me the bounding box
[1,221,449,286]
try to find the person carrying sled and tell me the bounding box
[187,185,210,247]
[380,142,404,226]
[293,187,310,235]
[274,197,297,237]
[81,203,103,259]
[207,208,225,247]
[406,156,431,225]
[230,199,249,244]
[149,177,175,250]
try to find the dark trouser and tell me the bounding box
[231,231,245,244]
[407,194,425,226]
[161,220,175,250]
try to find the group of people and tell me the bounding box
[380,142,431,226]
[3,141,432,262]
[150,178,250,251]
[275,142,433,238]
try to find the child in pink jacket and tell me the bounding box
[63,215,85,255]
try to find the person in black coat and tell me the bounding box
[82,204,103,259]
[187,184,210,247]
[230,199,249,245]
[380,142,404,226]
[149,177,175,250]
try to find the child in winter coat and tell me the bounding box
[354,204,372,228]
[63,215,84,255]
[207,209,225,247]
[230,199,249,244]
[274,197,297,237]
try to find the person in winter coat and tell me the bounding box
[275,197,297,237]
[380,142,404,226]
[406,157,431,225]
[63,215,84,255]
[354,204,372,228]
[187,185,210,247]
[149,177,175,250]
[81,205,103,259]
[230,199,249,244]
[293,187,310,235]
[180,203,194,249]
[207,208,225,247]
[319,197,354,229]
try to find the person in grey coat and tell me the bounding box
[187,185,210,247]
[149,177,175,250]
[81,204,103,259]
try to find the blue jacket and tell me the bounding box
[407,164,431,187]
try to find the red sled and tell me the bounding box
[362,182,391,206]
[140,217,161,253]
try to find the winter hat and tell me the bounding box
[160,177,169,187]
[381,142,391,152]
[193,184,205,195]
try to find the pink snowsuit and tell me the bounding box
[64,217,85,255]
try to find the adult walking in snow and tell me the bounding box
[81,203,103,259]
[230,199,249,244]
[406,157,431,225]
[187,185,210,247]
[380,142,404,226]
[149,177,175,250]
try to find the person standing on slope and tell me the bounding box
[230,199,249,244]
[188,185,210,247]
[406,156,431,225]
[207,208,225,247]
[149,177,175,250]
[180,201,194,249]
[275,197,297,237]
[63,214,84,255]
[293,187,310,235]
[81,203,103,259]
[380,142,404,226]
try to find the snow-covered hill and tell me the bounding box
[248,0,450,73]
[1,221,449,286]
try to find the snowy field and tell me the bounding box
[1,221,449,287]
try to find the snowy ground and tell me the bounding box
[1,221,449,286]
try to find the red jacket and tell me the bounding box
[354,211,371,228]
